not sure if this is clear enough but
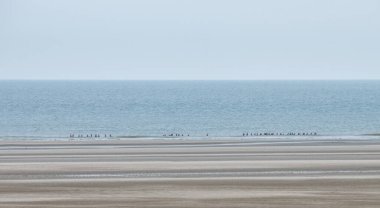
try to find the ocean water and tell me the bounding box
[0,80,380,139]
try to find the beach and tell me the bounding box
[1,137,380,207]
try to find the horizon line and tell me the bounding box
[0,79,380,81]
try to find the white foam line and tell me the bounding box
[45,169,380,179]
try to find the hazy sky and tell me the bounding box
[0,0,379,80]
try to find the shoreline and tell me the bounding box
[0,134,380,141]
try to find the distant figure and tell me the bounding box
[206,133,208,136]
[110,134,112,137]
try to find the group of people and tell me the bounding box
[163,132,318,137]
[163,133,212,137]
[69,132,318,138]
[69,134,112,138]
[242,132,318,136]
[163,133,191,137]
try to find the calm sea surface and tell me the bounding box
[1,81,380,139]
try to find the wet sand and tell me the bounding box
[1,138,380,207]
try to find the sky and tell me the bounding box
[0,0,379,80]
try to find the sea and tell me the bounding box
[1,80,380,139]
